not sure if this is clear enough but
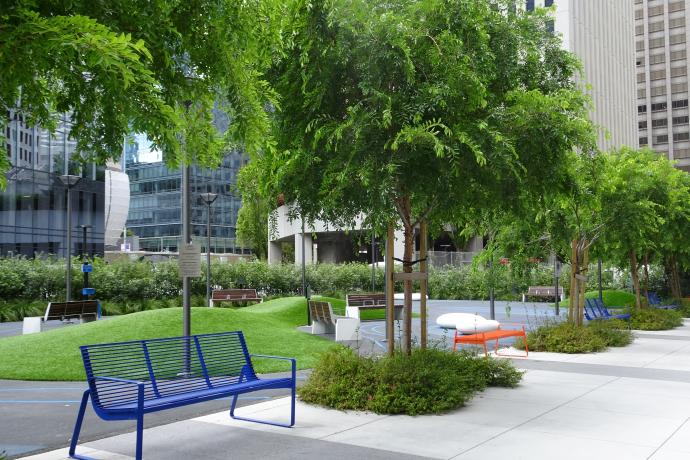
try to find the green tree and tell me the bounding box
[1,0,283,188]
[598,148,680,308]
[262,0,597,352]
[236,162,270,259]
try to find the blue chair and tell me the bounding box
[584,298,631,324]
[647,292,678,310]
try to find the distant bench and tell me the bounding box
[210,289,263,307]
[23,300,101,335]
[345,293,403,320]
[522,286,564,302]
[308,300,360,341]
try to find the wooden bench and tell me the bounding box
[210,288,263,307]
[44,300,101,323]
[522,286,564,302]
[453,324,528,357]
[308,300,361,341]
[69,331,296,460]
[345,293,403,320]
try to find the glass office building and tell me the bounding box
[125,151,250,254]
[1,111,105,257]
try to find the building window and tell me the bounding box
[649,53,665,65]
[635,9,644,20]
[650,69,666,80]
[544,0,553,6]
[639,120,648,129]
[636,40,645,51]
[526,0,535,12]
[673,132,690,142]
[651,102,667,112]
[671,67,687,77]
[648,21,664,33]
[638,88,647,99]
[669,17,685,28]
[651,86,666,97]
[670,33,686,45]
[649,37,665,48]
[669,1,685,13]
[648,5,664,17]
[673,115,689,125]
[640,136,648,146]
[638,104,647,114]
[636,25,644,36]
[637,73,646,83]
[672,99,689,109]
[546,20,554,33]
[671,49,687,61]
[652,118,668,128]
[672,82,688,93]
[656,134,669,144]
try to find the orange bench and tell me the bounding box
[453,324,528,358]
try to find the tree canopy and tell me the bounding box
[260,0,597,350]
[1,0,283,188]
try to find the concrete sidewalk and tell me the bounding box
[19,320,690,460]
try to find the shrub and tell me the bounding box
[521,320,632,353]
[299,347,523,415]
[678,299,690,318]
[630,308,683,330]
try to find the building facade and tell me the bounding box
[634,0,690,171]
[125,152,250,254]
[529,0,638,150]
[1,111,105,257]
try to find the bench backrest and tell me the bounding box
[346,293,386,307]
[584,298,603,320]
[44,301,100,321]
[527,286,564,296]
[647,292,661,305]
[309,301,335,325]
[81,331,253,411]
[212,289,259,300]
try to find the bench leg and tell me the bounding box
[69,390,93,460]
[230,383,296,428]
[135,408,144,460]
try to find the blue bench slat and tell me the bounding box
[103,377,293,414]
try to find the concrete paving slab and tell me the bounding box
[453,428,656,460]
[653,417,690,454]
[41,420,432,460]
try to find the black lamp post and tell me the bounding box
[200,192,218,307]
[58,175,81,302]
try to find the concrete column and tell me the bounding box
[295,232,313,266]
[393,228,405,262]
[268,240,283,264]
[467,236,484,253]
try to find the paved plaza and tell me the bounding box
[7,307,690,460]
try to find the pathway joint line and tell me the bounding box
[447,375,621,459]
[646,416,690,460]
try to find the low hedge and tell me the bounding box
[299,347,523,415]
[630,308,684,330]
[519,320,633,353]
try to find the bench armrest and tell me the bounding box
[93,376,145,386]
[250,355,296,377]
[498,322,526,329]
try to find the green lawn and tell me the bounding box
[560,290,636,308]
[0,296,340,381]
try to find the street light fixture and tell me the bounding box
[58,175,81,302]
[200,192,218,308]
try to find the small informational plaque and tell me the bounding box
[179,243,201,278]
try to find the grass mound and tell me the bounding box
[299,347,523,415]
[519,320,633,353]
[560,290,636,308]
[0,297,337,381]
[630,308,683,330]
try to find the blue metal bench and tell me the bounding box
[647,292,678,310]
[585,298,631,324]
[69,331,296,460]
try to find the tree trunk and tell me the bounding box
[669,254,682,300]
[630,250,642,309]
[577,245,589,327]
[398,195,414,355]
[643,252,649,299]
[568,239,578,324]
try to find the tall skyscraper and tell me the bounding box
[125,151,250,254]
[1,111,105,257]
[529,0,637,150]
[634,0,690,171]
